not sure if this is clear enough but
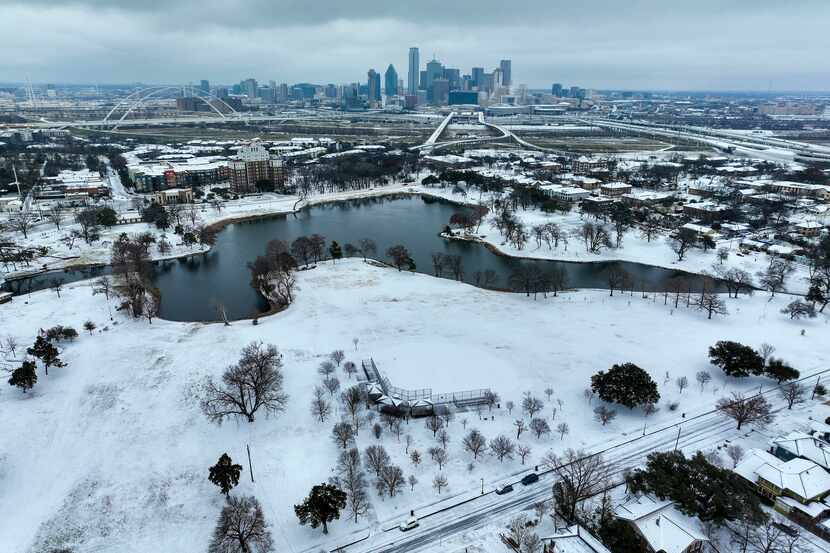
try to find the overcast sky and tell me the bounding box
[1,0,829,91]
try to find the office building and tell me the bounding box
[425,58,444,97]
[431,78,450,105]
[407,47,420,94]
[242,78,258,98]
[200,80,210,94]
[384,64,398,98]
[367,69,381,103]
[443,68,461,90]
[448,90,478,105]
[471,67,485,88]
[499,60,512,87]
[551,83,563,97]
[229,143,286,195]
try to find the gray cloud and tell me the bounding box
[1,0,828,90]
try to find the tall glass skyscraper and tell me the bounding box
[384,64,398,97]
[500,59,512,87]
[407,47,420,95]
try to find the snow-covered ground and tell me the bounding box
[414,185,813,294]
[2,259,828,553]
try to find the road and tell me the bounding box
[99,157,131,199]
[315,370,830,553]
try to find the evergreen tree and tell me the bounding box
[590,363,659,409]
[708,341,764,378]
[27,336,63,375]
[294,483,347,534]
[627,450,765,527]
[764,358,799,384]
[208,453,243,496]
[8,360,37,392]
[329,241,343,262]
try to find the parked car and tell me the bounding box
[521,473,539,485]
[399,516,419,532]
[495,483,514,495]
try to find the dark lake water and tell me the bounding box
[5,195,711,321]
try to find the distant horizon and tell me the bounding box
[2,81,829,97]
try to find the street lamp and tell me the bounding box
[480,478,484,495]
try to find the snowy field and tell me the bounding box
[1,259,828,553]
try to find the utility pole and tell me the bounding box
[813,376,822,400]
[247,444,255,483]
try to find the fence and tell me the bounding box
[361,357,491,412]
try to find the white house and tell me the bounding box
[614,495,707,553]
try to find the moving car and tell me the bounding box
[399,516,419,532]
[520,473,539,485]
[495,483,514,495]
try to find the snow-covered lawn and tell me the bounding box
[1,259,828,553]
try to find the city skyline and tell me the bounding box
[2,0,830,91]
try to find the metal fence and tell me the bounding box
[362,357,491,409]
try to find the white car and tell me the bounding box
[399,516,419,532]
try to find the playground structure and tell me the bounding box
[361,358,492,417]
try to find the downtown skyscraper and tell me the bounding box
[407,47,420,95]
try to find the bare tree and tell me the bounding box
[436,429,450,449]
[332,422,355,449]
[544,387,554,401]
[323,376,340,397]
[726,444,744,468]
[376,464,405,497]
[1,335,19,358]
[780,382,806,410]
[716,392,773,430]
[517,444,532,464]
[593,405,617,426]
[581,222,612,253]
[372,423,383,440]
[208,495,273,553]
[463,429,487,460]
[669,227,696,261]
[408,475,418,491]
[506,400,515,414]
[343,361,358,379]
[484,390,500,411]
[340,386,364,429]
[334,448,370,523]
[364,445,390,477]
[9,211,36,239]
[556,422,570,440]
[311,386,332,422]
[489,435,515,462]
[522,392,544,418]
[45,205,63,229]
[543,449,607,521]
[432,473,448,494]
[744,519,808,553]
[410,449,422,466]
[201,342,288,424]
[433,448,449,470]
[757,259,794,297]
[758,343,776,365]
[676,376,689,394]
[698,290,728,319]
[357,238,377,261]
[514,419,526,440]
[529,418,551,439]
[425,415,444,437]
[695,370,712,391]
[318,360,336,377]
[330,350,345,366]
